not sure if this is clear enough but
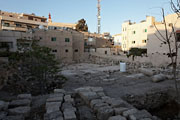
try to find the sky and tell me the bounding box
[0,0,175,35]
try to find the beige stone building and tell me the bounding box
[0,29,84,63]
[147,13,180,66]
[121,16,158,51]
[0,10,47,32]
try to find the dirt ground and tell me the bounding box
[61,63,177,98]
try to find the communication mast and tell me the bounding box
[97,0,101,34]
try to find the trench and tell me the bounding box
[123,90,180,120]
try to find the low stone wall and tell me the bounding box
[0,94,32,120]
[44,89,77,120]
[75,86,159,120]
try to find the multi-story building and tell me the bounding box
[121,16,156,51]
[0,29,84,63]
[0,10,47,32]
[113,33,122,47]
[147,13,180,66]
[47,13,76,30]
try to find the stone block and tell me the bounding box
[133,110,152,119]
[152,74,166,83]
[128,114,137,120]
[17,94,32,100]
[74,87,92,93]
[49,93,64,98]
[97,92,106,97]
[64,95,74,104]
[44,111,63,120]
[90,87,104,92]
[139,68,155,76]
[108,115,127,120]
[62,102,76,111]
[94,102,109,112]
[54,89,66,94]
[0,101,9,111]
[97,106,114,120]
[0,111,7,119]
[63,109,77,120]
[46,96,63,102]
[3,115,24,120]
[114,107,129,115]
[8,106,30,117]
[79,91,100,104]
[9,99,31,108]
[46,102,61,114]
[90,99,104,109]
[122,109,137,117]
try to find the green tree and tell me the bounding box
[7,40,65,95]
[75,19,88,32]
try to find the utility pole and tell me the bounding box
[97,0,101,34]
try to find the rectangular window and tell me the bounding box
[52,49,57,52]
[16,23,22,27]
[0,42,13,48]
[4,23,10,27]
[51,37,56,41]
[176,32,180,42]
[132,31,136,34]
[105,51,107,54]
[65,49,69,52]
[132,41,135,44]
[75,49,78,52]
[142,40,147,43]
[65,38,70,42]
[144,29,147,32]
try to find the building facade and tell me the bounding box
[121,16,156,51]
[113,33,122,47]
[0,11,47,32]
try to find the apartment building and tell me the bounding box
[121,16,156,51]
[0,10,47,32]
[147,13,180,65]
[113,33,122,46]
[0,29,84,63]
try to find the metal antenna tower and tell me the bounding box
[97,0,101,34]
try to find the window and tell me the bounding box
[132,41,135,44]
[28,16,33,20]
[132,31,136,34]
[75,49,78,52]
[16,23,22,27]
[176,32,180,42]
[4,23,10,27]
[142,40,147,43]
[105,51,107,54]
[123,44,126,48]
[51,37,56,41]
[65,49,68,52]
[52,49,57,52]
[144,29,147,32]
[0,42,13,48]
[65,38,70,42]
[9,15,13,17]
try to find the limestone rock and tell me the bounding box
[9,99,31,108]
[44,111,63,120]
[122,109,137,117]
[139,68,154,76]
[152,74,166,83]
[108,115,127,120]
[17,94,32,100]
[0,101,9,111]
[8,106,30,117]
[54,89,66,94]
[97,106,114,120]
[63,109,77,120]
[114,107,129,115]
[46,96,63,102]
[46,102,61,114]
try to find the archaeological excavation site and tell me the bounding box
[1,0,180,120]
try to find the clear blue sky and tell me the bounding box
[0,0,173,35]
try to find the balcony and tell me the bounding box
[2,26,15,30]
